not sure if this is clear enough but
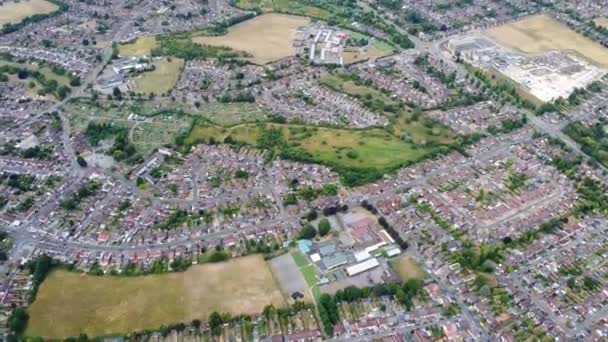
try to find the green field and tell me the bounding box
[389,256,426,280]
[342,30,396,64]
[192,102,270,125]
[182,120,452,184]
[320,73,402,114]
[235,0,329,18]
[291,252,321,301]
[132,57,184,95]
[0,59,73,99]
[118,36,158,56]
[26,255,286,338]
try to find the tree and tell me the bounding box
[299,224,316,240]
[318,218,331,236]
[8,307,29,335]
[112,87,122,100]
[76,155,88,167]
[17,69,29,79]
[208,311,224,336]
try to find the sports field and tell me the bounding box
[118,36,158,57]
[485,15,608,68]
[132,57,184,95]
[26,255,286,338]
[0,0,58,25]
[193,13,309,64]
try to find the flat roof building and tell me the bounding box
[347,258,380,277]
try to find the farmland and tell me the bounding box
[26,255,286,339]
[193,13,309,64]
[0,0,58,25]
[132,57,184,95]
[485,15,608,68]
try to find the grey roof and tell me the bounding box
[322,252,348,270]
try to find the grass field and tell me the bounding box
[291,251,321,301]
[26,255,286,338]
[0,59,72,98]
[595,17,608,29]
[184,122,448,171]
[0,0,58,25]
[193,102,270,125]
[193,13,309,64]
[132,57,184,95]
[320,73,402,115]
[342,30,395,65]
[485,15,608,68]
[118,36,158,56]
[235,0,329,18]
[390,256,426,281]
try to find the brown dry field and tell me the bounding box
[389,256,426,281]
[0,0,58,25]
[26,255,286,339]
[193,13,309,64]
[485,14,608,68]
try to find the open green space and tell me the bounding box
[176,72,455,186]
[118,36,158,57]
[132,57,184,96]
[321,73,402,114]
[180,118,455,186]
[191,102,270,126]
[291,252,321,301]
[389,256,426,281]
[0,58,77,99]
[291,250,309,268]
[235,0,330,18]
[26,255,286,339]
